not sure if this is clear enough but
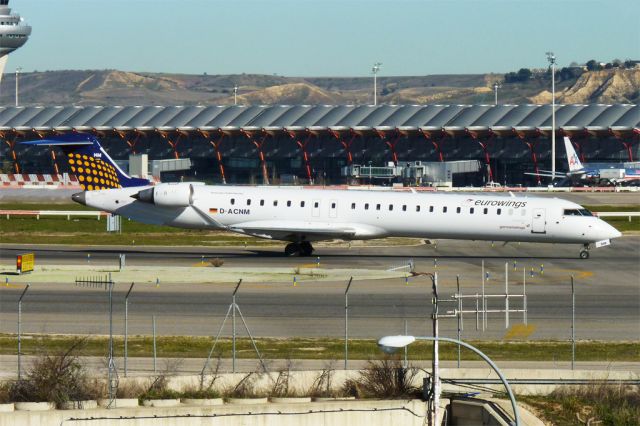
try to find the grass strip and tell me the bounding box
[0,335,637,362]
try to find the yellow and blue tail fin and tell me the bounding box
[22,133,150,191]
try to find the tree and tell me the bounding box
[586,59,600,71]
[516,68,532,81]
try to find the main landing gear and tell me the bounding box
[579,244,590,260]
[284,241,314,257]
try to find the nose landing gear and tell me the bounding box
[284,241,314,256]
[579,244,590,259]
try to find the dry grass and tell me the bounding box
[349,358,421,399]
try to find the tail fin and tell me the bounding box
[22,133,150,191]
[564,136,584,173]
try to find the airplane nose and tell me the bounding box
[71,192,86,206]
[602,220,622,239]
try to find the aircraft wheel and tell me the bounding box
[579,249,590,260]
[300,241,314,257]
[285,243,301,256]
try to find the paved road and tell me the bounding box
[1,238,638,341]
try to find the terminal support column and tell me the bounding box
[419,129,445,162]
[241,129,270,185]
[329,129,357,164]
[157,130,184,160]
[200,129,227,184]
[2,132,20,174]
[516,131,541,185]
[468,130,495,183]
[611,129,638,162]
[36,130,60,175]
[287,129,313,184]
[115,130,142,155]
[376,129,402,165]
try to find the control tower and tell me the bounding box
[0,0,31,82]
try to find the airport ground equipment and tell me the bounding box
[201,279,267,375]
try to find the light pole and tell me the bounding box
[233,85,238,106]
[372,62,382,106]
[378,335,521,426]
[493,82,501,105]
[546,52,556,180]
[15,67,22,107]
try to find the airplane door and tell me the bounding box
[329,200,338,218]
[531,208,546,233]
[312,200,320,218]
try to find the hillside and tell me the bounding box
[0,67,637,107]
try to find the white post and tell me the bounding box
[372,62,381,106]
[432,273,440,426]
[505,262,509,329]
[482,260,486,331]
[547,52,557,180]
[15,67,21,107]
[234,86,238,106]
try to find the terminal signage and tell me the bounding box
[17,253,35,274]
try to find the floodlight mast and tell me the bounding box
[493,82,501,105]
[15,66,21,107]
[372,62,382,106]
[546,51,556,180]
[233,85,238,106]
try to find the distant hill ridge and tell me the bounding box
[1,67,637,106]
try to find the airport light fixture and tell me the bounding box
[493,82,502,105]
[15,66,21,107]
[372,62,382,106]
[378,335,521,426]
[546,51,557,180]
[234,85,238,106]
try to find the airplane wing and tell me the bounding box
[228,220,385,241]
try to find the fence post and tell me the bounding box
[124,283,135,377]
[571,276,575,370]
[344,277,353,370]
[17,284,29,380]
[152,315,157,374]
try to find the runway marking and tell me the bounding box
[555,269,594,280]
[504,323,536,340]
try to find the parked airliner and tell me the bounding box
[23,134,622,259]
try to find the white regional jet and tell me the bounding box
[24,134,622,259]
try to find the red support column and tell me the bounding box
[376,129,402,165]
[35,130,60,175]
[468,130,495,183]
[329,129,357,164]
[611,129,637,162]
[158,131,183,159]
[200,129,227,184]
[241,129,270,185]
[2,132,20,174]
[516,132,542,185]
[287,129,313,184]
[116,130,142,155]
[419,129,445,162]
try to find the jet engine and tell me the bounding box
[132,183,195,207]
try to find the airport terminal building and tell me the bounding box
[2,103,638,186]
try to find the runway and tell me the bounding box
[0,238,638,341]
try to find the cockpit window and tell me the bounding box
[564,209,593,217]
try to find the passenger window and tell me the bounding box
[314,202,319,208]
[429,206,434,213]
[389,204,393,211]
[497,208,501,215]
[287,201,292,207]
[484,208,488,214]
[470,207,475,214]
[273,200,278,207]
[300,201,305,207]
[231,198,235,205]
[376,204,381,211]
[247,199,251,206]
[443,206,447,213]
[456,207,461,214]
[351,203,356,209]
[402,205,407,212]
[365,203,369,210]
[260,200,264,206]
[416,205,421,212]
[331,202,336,209]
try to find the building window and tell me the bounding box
[376,204,381,210]
[351,203,356,209]
[365,203,369,210]
[287,201,292,207]
[260,200,264,206]
[470,207,475,214]
[497,208,502,215]
[429,206,434,213]
[230,198,235,205]
[443,206,447,213]
[301,201,305,207]
[484,208,488,214]
[456,207,461,213]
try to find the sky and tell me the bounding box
[5,0,640,76]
